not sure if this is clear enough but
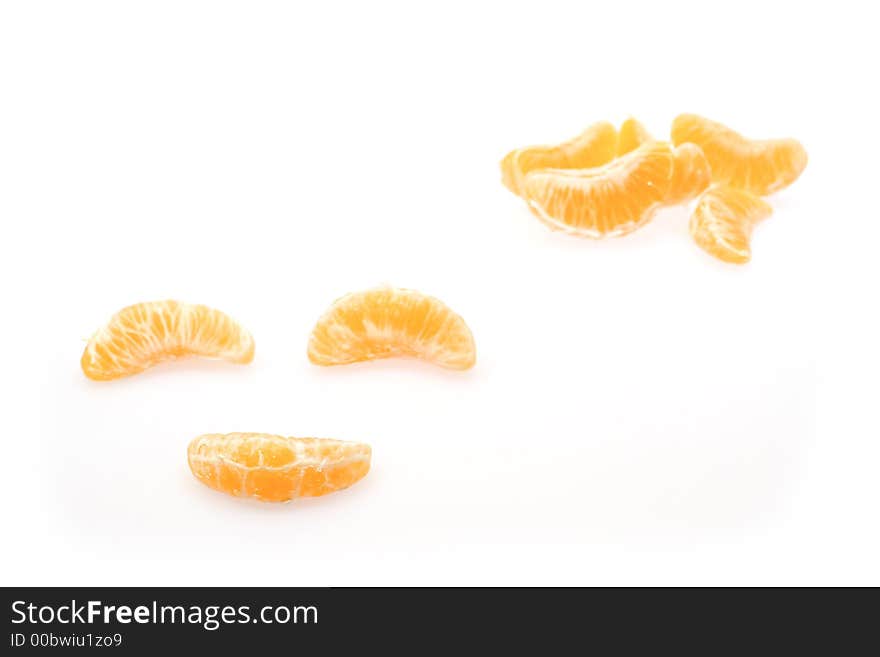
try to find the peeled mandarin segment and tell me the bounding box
[187,433,371,503]
[522,141,673,238]
[617,117,653,156]
[307,287,476,370]
[671,113,807,196]
[81,300,255,381]
[665,142,712,204]
[500,121,618,197]
[689,184,773,264]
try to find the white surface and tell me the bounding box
[1,0,877,586]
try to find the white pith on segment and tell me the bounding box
[307,287,476,369]
[187,433,372,502]
[81,300,254,380]
[522,141,673,239]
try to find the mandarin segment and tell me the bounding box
[666,142,712,204]
[617,117,653,156]
[689,184,773,264]
[522,141,673,238]
[500,121,618,197]
[671,113,807,196]
[308,287,476,370]
[81,300,254,381]
[187,433,371,503]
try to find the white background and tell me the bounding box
[1,1,877,585]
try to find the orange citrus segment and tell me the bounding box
[81,300,254,381]
[187,433,371,503]
[521,141,673,238]
[500,121,618,197]
[617,117,652,156]
[690,184,773,264]
[666,142,712,204]
[308,287,476,370]
[671,113,807,195]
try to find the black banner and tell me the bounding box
[1,587,872,651]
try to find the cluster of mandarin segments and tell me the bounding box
[501,114,806,263]
[82,288,475,502]
[82,113,806,506]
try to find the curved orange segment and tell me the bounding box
[671,113,807,196]
[522,141,673,238]
[308,287,476,370]
[690,184,773,264]
[81,300,254,381]
[500,121,618,197]
[617,117,653,156]
[187,433,371,503]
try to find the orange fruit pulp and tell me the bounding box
[187,433,371,503]
[308,286,476,370]
[690,184,774,264]
[671,113,807,196]
[81,300,254,381]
